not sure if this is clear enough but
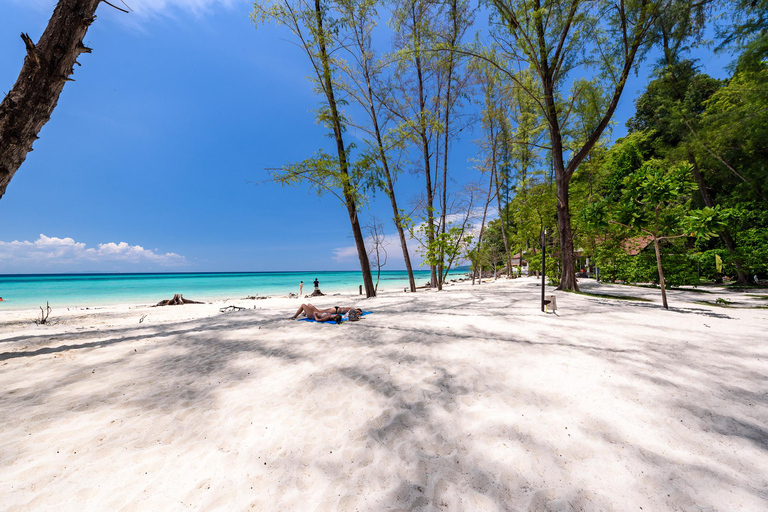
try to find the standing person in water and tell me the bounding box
[313,278,319,291]
[299,281,303,297]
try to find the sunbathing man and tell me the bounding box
[291,304,362,320]
[311,312,344,323]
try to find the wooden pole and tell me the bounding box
[541,228,546,312]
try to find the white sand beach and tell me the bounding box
[1,277,767,511]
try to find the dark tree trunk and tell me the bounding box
[313,0,375,297]
[361,58,416,293]
[689,154,748,285]
[555,169,578,290]
[543,80,579,292]
[0,0,102,200]
[523,0,649,292]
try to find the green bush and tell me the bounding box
[593,238,697,286]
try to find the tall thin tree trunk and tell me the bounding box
[437,0,459,291]
[493,163,512,277]
[361,56,416,292]
[412,22,437,288]
[314,0,375,297]
[475,170,495,284]
[0,0,102,200]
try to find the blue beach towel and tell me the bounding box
[297,311,371,324]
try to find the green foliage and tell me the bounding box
[411,221,472,275]
[254,0,768,291]
[592,236,698,286]
[696,57,768,205]
[591,237,636,283]
[627,60,722,155]
[735,228,768,275]
[270,148,379,206]
[617,54,768,284]
[717,0,768,49]
[593,158,723,241]
[526,246,560,286]
[698,249,731,280]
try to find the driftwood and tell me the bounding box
[310,289,325,297]
[35,301,52,324]
[154,294,203,307]
[220,305,246,313]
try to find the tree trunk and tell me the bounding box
[437,0,460,291]
[554,161,579,291]
[361,57,416,292]
[381,156,417,293]
[653,236,669,310]
[530,0,648,292]
[474,169,495,285]
[411,5,437,289]
[493,164,513,278]
[314,0,375,297]
[689,154,748,285]
[541,75,579,291]
[0,0,102,200]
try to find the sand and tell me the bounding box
[1,277,766,511]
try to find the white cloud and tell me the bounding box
[120,0,237,17]
[333,230,416,267]
[15,0,237,18]
[332,245,359,262]
[0,234,186,271]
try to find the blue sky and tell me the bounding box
[0,0,733,274]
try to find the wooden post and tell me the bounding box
[541,228,546,312]
[359,285,362,295]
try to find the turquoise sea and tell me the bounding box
[0,269,467,311]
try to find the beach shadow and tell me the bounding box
[0,313,308,423]
[682,404,768,452]
[3,280,766,510]
[328,359,620,511]
[591,300,734,319]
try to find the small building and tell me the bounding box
[510,253,529,275]
[622,235,655,256]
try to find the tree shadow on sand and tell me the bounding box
[0,313,308,428]
[2,283,766,510]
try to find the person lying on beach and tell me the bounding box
[311,312,344,324]
[291,304,362,320]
